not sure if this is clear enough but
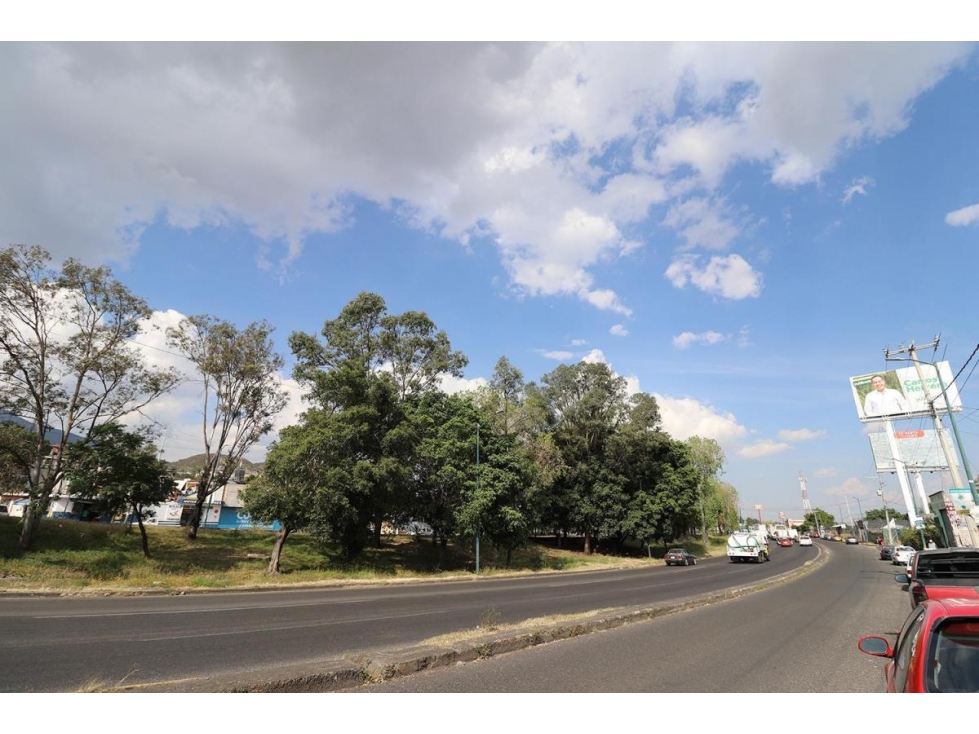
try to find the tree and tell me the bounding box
[805,508,835,534]
[166,316,287,539]
[686,436,725,545]
[0,422,44,493]
[539,361,629,554]
[241,413,344,573]
[289,293,466,550]
[0,245,180,551]
[63,423,174,558]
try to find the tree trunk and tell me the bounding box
[186,502,201,539]
[133,502,151,559]
[371,514,382,548]
[505,547,512,568]
[583,531,592,555]
[18,503,46,551]
[268,526,290,574]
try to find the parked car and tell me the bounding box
[664,548,697,566]
[776,537,793,548]
[799,535,813,547]
[880,545,895,561]
[857,597,979,692]
[893,546,916,566]
[894,548,979,609]
[845,536,859,545]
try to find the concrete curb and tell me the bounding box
[124,548,828,693]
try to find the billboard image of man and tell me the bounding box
[863,374,910,417]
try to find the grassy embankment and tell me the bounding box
[0,517,728,594]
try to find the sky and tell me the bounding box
[4,15,979,529]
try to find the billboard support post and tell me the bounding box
[885,419,920,528]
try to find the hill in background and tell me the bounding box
[167,454,264,479]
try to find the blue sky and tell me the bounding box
[3,36,979,526]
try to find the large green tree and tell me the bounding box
[0,245,180,551]
[166,316,288,539]
[539,361,629,554]
[289,293,467,551]
[63,423,175,558]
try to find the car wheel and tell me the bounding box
[692,558,697,565]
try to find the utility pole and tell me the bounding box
[877,480,894,546]
[885,338,969,494]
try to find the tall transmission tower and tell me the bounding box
[799,473,816,533]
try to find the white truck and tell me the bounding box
[727,531,770,563]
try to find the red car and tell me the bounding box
[857,598,979,692]
[776,537,793,548]
[895,548,979,609]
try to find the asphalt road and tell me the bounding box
[361,540,911,692]
[1,541,817,692]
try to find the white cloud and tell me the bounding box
[778,428,826,442]
[439,373,488,394]
[662,197,739,250]
[945,203,979,227]
[825,477,872,499]
[581,349,608,365]
[610,324,629,337]
[738,439,791,458]
[814,467,839,479]
[653,393,748,446]
[542,350,574,360]
[841,176,875,204]
[0,43,968,310]
[664,254,763,299]
[570,339,587,346]
[672,330,726,349]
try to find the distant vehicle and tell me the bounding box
[798,535,813,547]
[880,545,895,561]
[664,548,697,566]
[895,548,979,609]
[832,535,843,542]
[776,537,793,548]
[857,597,979,692]
[845,536,859,545]
[893,546,916,566]
[727,532,769,563]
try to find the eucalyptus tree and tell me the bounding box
[686,436,726,545]
[539,361,629,554]
[63,423,174,558]
[0,245,180,550]
[166,316,288,539]
[289,292,467,549]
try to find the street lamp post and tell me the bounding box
[475,422,480,575]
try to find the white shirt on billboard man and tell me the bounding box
[863,374,910,417]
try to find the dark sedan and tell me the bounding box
[880,545,894,561]
[664,548,697,566]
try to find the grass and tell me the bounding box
[0,516,726,594]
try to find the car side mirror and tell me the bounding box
[857,635,894,658]
[894,573,909,584]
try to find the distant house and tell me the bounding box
[142,479,279,531]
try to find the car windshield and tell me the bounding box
[667,549,684,554]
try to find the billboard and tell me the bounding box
[850,362,961,422]
[869,428,951,472]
